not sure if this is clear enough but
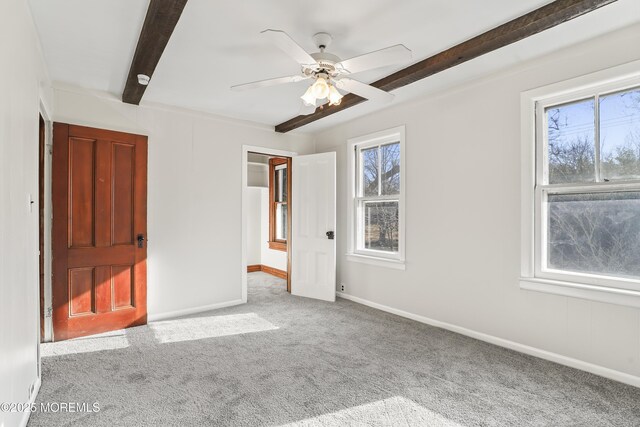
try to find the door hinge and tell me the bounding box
[46,307,52,318]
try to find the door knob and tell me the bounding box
[137,234,145,248]
[326,231,335,240]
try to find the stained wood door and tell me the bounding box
[291,152,336,301]
[52,123,147,341]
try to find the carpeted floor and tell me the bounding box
[31,272,640,426]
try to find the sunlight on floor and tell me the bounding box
[41,329,129,357]
[150,312,279,344]
[280,396,463,427]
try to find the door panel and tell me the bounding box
[112,265,134,309]
[53,123,147,341]
[291,152,336,302]
[68,137,96,248]
[112,143,135,245]
[68,268,95,316]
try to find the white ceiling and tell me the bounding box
[28,0,640,133]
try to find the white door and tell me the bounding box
[291,152,336,301]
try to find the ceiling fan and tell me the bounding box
[231,30,412,114]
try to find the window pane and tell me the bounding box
[546,99,596,184]
[547,191,640,279]
[600,88,640,181]
[361,147,379,196]
[362,201,398,252]
[275,167,287,203]
[381,142,400,195]
[276,203,287,241]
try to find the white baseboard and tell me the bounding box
[336,292,640,388]
[20,376,41,427]
[148,299,244,322]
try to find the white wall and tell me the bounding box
[0,1,51,426]
[247,163,268,187]
[52,85,313,319]
[314,24,640,383]
[260,188,287,271]
[246,187,262,265]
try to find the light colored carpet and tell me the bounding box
[31,272,640,426]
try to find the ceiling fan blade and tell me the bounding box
[261,29,317,66]
[231,75,308,91]
[335,44,412,75]
[334,78,394,104]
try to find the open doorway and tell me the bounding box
[242,146,337,303]
[241,146,296,302]
[245,151,292,298]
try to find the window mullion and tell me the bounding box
[540,182,640,194]
[356,146,361,198]
[356,195,399,202]
[594,94,601,182]
[377,145,382,197]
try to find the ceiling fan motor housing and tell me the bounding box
[309,51,341,76]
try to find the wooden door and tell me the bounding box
[52,123,148,341]
[291,152,336,301]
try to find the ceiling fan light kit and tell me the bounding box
[301,73,343,107]
[232,29,412,114]
[301,85,316,106]
[327,85,342,106]
[311,74,329,99]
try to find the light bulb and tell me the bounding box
[312,77,329,99]
[328,85,343,106]
[301,85,316,106]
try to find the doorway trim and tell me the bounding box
[241,145,297,302]
[39,100,53,344]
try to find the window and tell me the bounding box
[347,126,405,268]
[269,157,289,251]
[521,62,640,306]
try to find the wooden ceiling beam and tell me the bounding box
[122,0,189,105]
[274,0,617,133]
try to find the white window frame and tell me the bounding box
[347,126,406,270]
[520,60,640,308]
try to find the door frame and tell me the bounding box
[39,100,53,343]
[241,145,297,302]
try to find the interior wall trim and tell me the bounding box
[147,299,244,322]
[247,264,288,280]
[19,377,41,427]
[336,292,640,388]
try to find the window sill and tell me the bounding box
[268,241,287,252]
[519,277,640,308]
[346,254,405,270]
